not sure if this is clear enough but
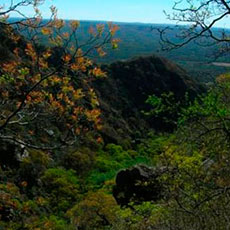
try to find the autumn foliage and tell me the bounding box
[0,2,119,149]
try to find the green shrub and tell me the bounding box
[41,168,80,214]
[62,147,95,174]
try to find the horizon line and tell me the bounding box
[8,17,230,30]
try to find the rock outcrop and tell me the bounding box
[113,164,166,206]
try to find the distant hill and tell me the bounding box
[9,18,230,83]
[93,55,205,144]
[73,21,230,83]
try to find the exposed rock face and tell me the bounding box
[113,164,166,206]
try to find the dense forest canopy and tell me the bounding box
[1,1,230,230]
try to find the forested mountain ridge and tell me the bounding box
[94,55,205,144]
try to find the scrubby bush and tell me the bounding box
[41,168,80,214]
[67,190,118,230]
[62,147,95,175]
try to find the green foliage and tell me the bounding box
[146,92,180,118]
[111,202,166,230]
[61,147,95,175]
[41,168,80,214]
[3,78,230,230]
[25,215,74,230]
[136,77,230,230]
[86,144,149,188]
[19,150,51,188]
[67,190,118,230]
[145,92,189,130]
[180,86,230,125]
[137,132,171,164]
[0,182,23,223]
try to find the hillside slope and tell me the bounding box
[94,55,205,144]
[0,25,204,146]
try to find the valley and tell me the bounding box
[1,1,230,230]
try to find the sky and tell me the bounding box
[6,0,230,27]
[9,0,175,24]
[52,0,174,24]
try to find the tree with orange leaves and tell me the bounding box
[0,0,119,149]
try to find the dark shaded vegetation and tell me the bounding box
[93,55,205,143]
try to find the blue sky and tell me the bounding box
[7,0,230,27]
[53,0,173,23]
[11,0,174,24]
